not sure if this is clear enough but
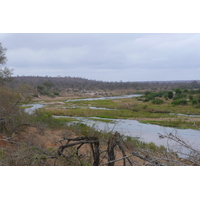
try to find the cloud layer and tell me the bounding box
[1,33,200,81]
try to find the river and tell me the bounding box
[24,94,200,156]
[54,115,200,156]
[65,94,142,102]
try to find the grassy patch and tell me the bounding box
[87,117,114,123]
[64,99,120,109]
[139,119,200,130]
[34,95,200,130]
[40,107,174,119]
[30,112,70,129]
[19,105,33,109]
[53,116,79,122]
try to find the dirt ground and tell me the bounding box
[0,126,145,166]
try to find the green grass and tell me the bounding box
[53,116,79,122]
[40,107,174,119]
[19,105,33,109]
[30,112,76,129]
[139,119,200,130]
[64,97,200,115]
[34,95,200,130]
[64,99,120,109]
[87,117,114,123]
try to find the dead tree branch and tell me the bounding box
[57,136,100,166]
[131,151,166,166]
[100,153,135,166]
[107,132,133,166]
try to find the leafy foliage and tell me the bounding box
[152,99,164,104]
[171,99,187,105]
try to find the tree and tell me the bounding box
[168,91,173,99]
[0,86,21,134]
[0,43,33,135]
[0,42,7,66]
[0,43,13,85]
[175,88,182,94]
[0,67,13,85]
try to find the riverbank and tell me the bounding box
[30,91,200,131]
[0,120,165,166]
[33,89,141,101]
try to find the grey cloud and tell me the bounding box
[1,33,200,81]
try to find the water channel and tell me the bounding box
[24,94,200,156]
[65,94,142,102]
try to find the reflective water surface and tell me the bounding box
[53,115,200,154]
[65,94,142,102]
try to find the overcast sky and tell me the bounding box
[1,33,200,82]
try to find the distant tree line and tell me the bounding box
[12,76,200,96]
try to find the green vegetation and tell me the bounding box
[65,99,120,109]
[171,99,187,105]
[19,105,33,109]
[87,117,114,123]
[53,116,79,122]
[139,119,200,129]
[39,106,174,119]
[152,99,164,104]
[37,81,60,97]
[29,112,79,129]
[35,88,200,130]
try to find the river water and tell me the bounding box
[65,94,142,102]
[24,104,46,114]
[24,94,200,156]
[54,115,200,155]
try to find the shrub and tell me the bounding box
[168,91,173,99]
[37,85,45,90]
[173,93,186,100]
[175,88,182,94]
[171,99,187,105]
[54,91,60,96]
[191,99,198,105]
[152,99,164,104]
[189,95,194,101]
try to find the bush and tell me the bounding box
[175,88,182,94]
[189,95,194,101]
[168,91,173,99]
[171,99,187,105]
[173,93,186,100]
[152,99,164,104]
[191,99,198,105]
[54,91,60,96]
[143,94,156,102]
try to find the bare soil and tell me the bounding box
[1,126,144,166]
